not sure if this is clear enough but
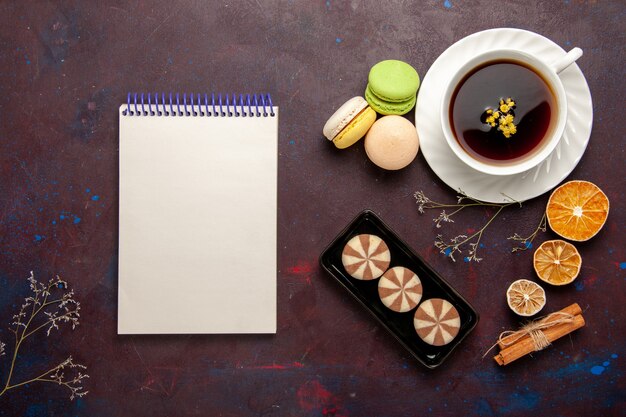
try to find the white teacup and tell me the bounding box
[440,47,582,176]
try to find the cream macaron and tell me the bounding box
[364,115,420,170]
[323,96,377,149]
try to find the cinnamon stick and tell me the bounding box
[494,313,585,366]
[497,303,582,349]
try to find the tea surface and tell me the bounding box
[450,60,556,164]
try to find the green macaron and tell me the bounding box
[365,59,420,115]
[365,84,416,116]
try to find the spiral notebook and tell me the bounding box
[118,93,278,334]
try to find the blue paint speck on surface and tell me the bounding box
[473,398,495,416]
[542,361,585,378]
[52,220,57,225]
[326,0,331,9]
[619,262,626,269]
[464,257,470,262]
[444,247,452,256]
[603,361,610,367]
[91,195,100,201]
[590,365,605,375]
[444,0,452,8]
[60,214,65,220]
[574,281,584,291]
[499,391,541,413]
[34,234,42,241]
[25,403,46,417]
[289,140,295,145]
[611,353,618,359]
[86,188,91,193]
[525,241,533,249]
[335,37,342,44]
[73,216,81,224]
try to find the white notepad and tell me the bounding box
[118,93,277,334]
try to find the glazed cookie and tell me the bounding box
[378,266,423,313]
[341,234,391,280]
[414,298,461,346]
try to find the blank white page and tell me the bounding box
[118,104,277,334]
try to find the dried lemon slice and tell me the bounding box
[533,240,582,286]
[546,180,609,241]
[506,279,546,316]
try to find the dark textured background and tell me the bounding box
[0,1,624,416]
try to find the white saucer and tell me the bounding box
[415,28,593,203]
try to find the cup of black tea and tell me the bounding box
[441,47,582,176]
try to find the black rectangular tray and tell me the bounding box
[319,210,479,368]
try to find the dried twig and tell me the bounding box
[415,189,536,262]
[508,212,548,252]
[0,272,88,400]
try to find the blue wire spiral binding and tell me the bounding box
[133,93,139,116]
[154,93,161,116]
[260,94,267,117]
[252,95,259,117]
[147,93,154,115]
[123,92,131,115]
[145,94,149,115]
[228,94,235,116]
[123,93,275,117]
[231,94,238,116]
[267,93,275,117]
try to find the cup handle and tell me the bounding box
[550,47,583,74]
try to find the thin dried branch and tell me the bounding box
[7,356,89,400]
[0,272,88,401]
[415,189,530,262]
[508,212,548,252]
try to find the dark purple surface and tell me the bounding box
[0,1,624,416]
